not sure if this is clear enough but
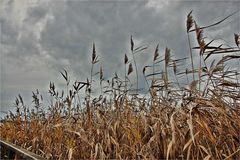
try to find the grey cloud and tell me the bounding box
[0,19,18,45]
[39,0,180,78]
[26,5,48,24]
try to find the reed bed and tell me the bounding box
[1,11,240,160]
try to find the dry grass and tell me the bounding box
[1,11,240,160]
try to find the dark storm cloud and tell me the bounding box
[0,19,18,45]
[27,5,48,23]
[39,0,186,79]
[1,0,239,117]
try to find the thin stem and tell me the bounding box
[89,63,94,101]
[199,53,202,93]
[187,33,195,81]
[132,51,138,94]
[165,63,168,90]
[125,63,127,92]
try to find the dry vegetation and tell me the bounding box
[1,11,240,159]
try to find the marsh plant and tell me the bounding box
[1,11,240,159]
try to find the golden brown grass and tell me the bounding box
[1,11,240,159]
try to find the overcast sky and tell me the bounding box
[0,0,239,116]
